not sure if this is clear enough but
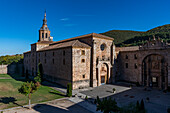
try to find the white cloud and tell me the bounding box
[60,18,69,21]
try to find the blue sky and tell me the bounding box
[1,0,170,56]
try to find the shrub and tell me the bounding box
[95,96,120,113]
[167,87,170,92]
[34,63,43,83]
[85,96,88,100]
[146,97,149,102]
[136,100,140,109]
[67,83,72,97]
[163,90,167,93]
[136,82,140,87]
[167,108,170,113]
[140,99,145,110]
[113,88,116,93]
[130,84,132,88]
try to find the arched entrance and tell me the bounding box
[142,54,167,89]
[97,61,111,86]
[100,63,108,84]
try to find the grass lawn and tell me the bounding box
[0,74,12,78]
[0,74,65,110]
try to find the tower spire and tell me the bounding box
[43,10,47,25]
[39,11,53,42]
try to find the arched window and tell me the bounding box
[42,33,44,38]
[46,33,48,38]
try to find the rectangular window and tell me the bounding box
[42,33,44,38]
[63,50,65,56]
[125,55,128,59]
[83,74,85,78]
[81,50,85,55]
[53,52,55,56]
[81,59,85,63]
[45,59,46,64]
[135,63,137,69]
[125,63,128,68]
[45,52,46,57]
[134,54,137,59]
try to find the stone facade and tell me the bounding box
[24,33,114,89]
[24,12,170,90]
[116,39,170,90]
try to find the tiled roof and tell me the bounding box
[50,33,114,45]
[38,40,91,52]
[31,41,54,45]
[24,51,31,54]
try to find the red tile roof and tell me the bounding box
[38,40,91,52]
[51,33,114,45]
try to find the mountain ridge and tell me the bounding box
[101,24,170,47]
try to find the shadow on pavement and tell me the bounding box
[33,102,93,113]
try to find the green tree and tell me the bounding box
[66,83,72,97]
[18,81,40,109]
[95,96,120,113]
[140,99,145,110]
[34,63,43,83]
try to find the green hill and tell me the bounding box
[101,24,170,47]
[0,54,23,65]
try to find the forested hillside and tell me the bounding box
[101,24,170,47]
[0,54,23,65]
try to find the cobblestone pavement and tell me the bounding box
[81,84,170,113]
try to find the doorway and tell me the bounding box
[100,63,108,85]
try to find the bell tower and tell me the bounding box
[38,11,53,42]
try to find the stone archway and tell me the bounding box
[142,54,168,89]
[97,62,112,86]
[100,63,108,84]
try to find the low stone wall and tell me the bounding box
[0,63,24,75]
[8,63,24,76]
[0,65,8,74]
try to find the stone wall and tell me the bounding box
[0,65,8,74]
[24,47,73,88]
[92,37,114,86]
[72,48,91,89]
[0,63,23,75]
[117,51,140,83]
[7,63,24,76]
[79,36,114,87]
[116,47,170,88]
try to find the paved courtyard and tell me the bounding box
[3,99,93,113]
[81,84,170,113]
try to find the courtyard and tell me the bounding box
[81,84,170,113]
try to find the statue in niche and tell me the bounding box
[100,64,107,75]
